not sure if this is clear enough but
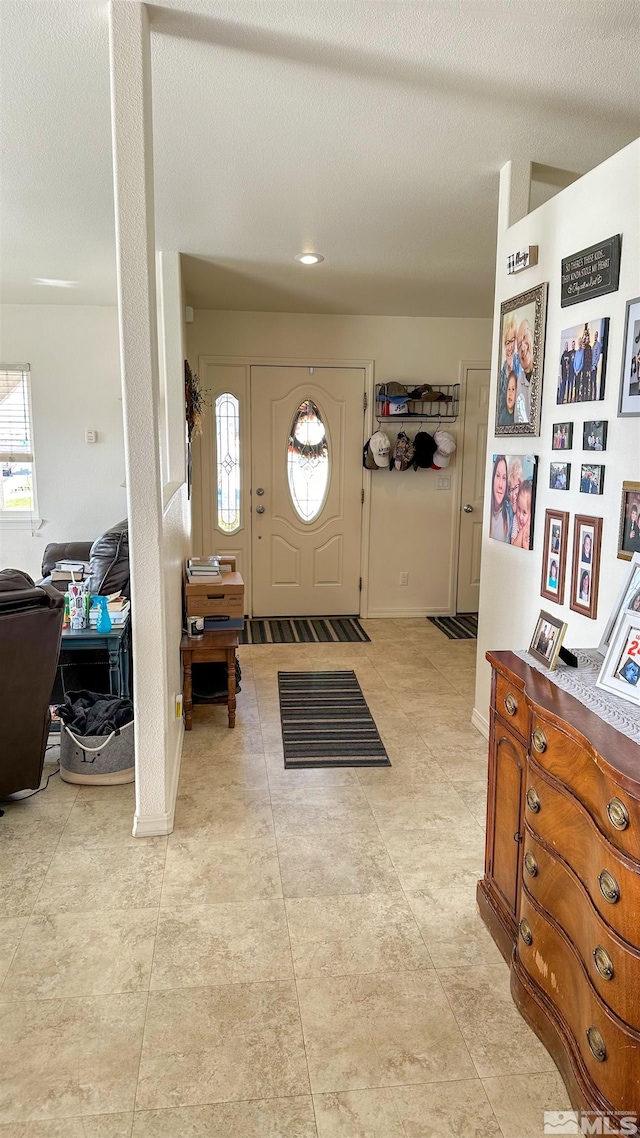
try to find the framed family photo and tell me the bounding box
[598,552,640,656]
[570,514,602,620]
[557,317,609,405]
[580,463,605,495]
[583,420,607,452]
[618,297,640,418]
[549,461,570,491]
[529,610,568,670]
[552,422,573,450]
[597,610,640,707]
[495,283,547,437]
[540,509,569,605]
[489,454,538,549]
[618,482,640,560]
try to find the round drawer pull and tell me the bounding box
[504,692,518,716]
[598,870,620,905]
[586,1026,607,1063]
[524,851,538,877]
[593,945,614,981]
[607,797,629,831]
[519,918,533,946]
[526,787,541,813]
[531,727,547,753]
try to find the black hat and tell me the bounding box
[413,431,438,469]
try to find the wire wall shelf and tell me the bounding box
[375,382,460,423]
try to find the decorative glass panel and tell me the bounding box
[215,392,240,533]
[287,399,329,522]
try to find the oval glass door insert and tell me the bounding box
[287,399,329,522]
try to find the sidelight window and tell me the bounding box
[287,399,329,522]
[215,392,240,533]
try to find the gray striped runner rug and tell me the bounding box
[278,671,390,768]
[428,613,478,640]
[240,617,370,645]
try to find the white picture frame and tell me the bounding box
[596,609,640,707]
[598,552,640,656]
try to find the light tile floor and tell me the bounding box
[0,619,571,1137]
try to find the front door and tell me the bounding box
[457,365,490,613]
[250,366,365,616]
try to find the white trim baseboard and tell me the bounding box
[471,707,490,740]
[132,722,184,837]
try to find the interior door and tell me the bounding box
[457,365,490,613]
[251,366,365,616]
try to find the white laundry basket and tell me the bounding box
[59,719,135,785]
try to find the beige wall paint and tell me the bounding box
[474,140,640,734]
[0,304,126,580]
[187,311,492,616]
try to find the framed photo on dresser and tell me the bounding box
[570,515,603,620]
[598,552,640,656]
[597,609,640,707]
[540,509,569,605]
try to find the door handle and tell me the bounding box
[463,504,474,513]
[256,505,265,514]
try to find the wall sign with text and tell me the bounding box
[507,246,538,276]
[561,234,621,307]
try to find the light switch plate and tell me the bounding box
[436,475,451,490]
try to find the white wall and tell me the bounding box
[187,311,492,616]
[474,140,640,732]
[0,304,126,579]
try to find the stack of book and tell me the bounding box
[88,596,131,628]
[51,560,90,584]
[186,556,221,584]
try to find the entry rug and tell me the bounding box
[278,670,390,768]
[240,616,370,645]
[428,613,478,640]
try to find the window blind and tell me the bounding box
[0,366,33,462]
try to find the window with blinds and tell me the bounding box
[0,366,36,513]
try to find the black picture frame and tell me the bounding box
[549,462,571,491]
[552,422,573,450]
[618,297,640,418]
[582,420,608,452]
[580,464,605,496]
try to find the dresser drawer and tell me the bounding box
[530,713,640,862]
[522,828,640,1029]
[494,670,529,741]
[517,893,640,1110]
[525,761,640,946]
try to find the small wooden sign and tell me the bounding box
[561,234,621,307]
[507,246,538,275]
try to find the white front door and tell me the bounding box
[457,365,490,613]
[250,366,365,616]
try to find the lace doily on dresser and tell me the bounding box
[514,648,640,746]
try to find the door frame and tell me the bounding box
[195,354,375,617]
[452,359,491,615]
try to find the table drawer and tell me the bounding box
[525,760,640,946]
[530,713,640,862]
[522,828,640,1029]
[187,594,244,616]
[494,670,529,741]
[517,893,640,1111]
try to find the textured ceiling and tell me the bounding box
[2,1,639,315]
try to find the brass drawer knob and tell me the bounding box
[586,1026,607,1063]
[607,797,629,831]
[524,851,538,877]
[526,787,541,813]
[504,692,518,716]
[598,869,620,905]
[531,727,547,753]
[519,918,533,946]
[593,945,614,981]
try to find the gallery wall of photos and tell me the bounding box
[489,224,640,704]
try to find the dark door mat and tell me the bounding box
[278,670,390,768]
[241,617,370,645]
[428,613,478,640]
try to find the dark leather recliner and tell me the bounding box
[0,569,64,797]
[40,519,130,598]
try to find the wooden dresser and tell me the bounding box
[478,650,640,1113]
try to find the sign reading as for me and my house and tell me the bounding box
[561,234,621,307]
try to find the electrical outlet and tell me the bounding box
[399,572,409,586]
[175,693,183,720]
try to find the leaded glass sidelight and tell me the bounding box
[215,392,240,533]
[287,399,329,522]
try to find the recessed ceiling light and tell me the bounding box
[294,253,324,265]
[34,278,77,288]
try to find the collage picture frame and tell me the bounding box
[540,509,569,606]
[570,515,603,620]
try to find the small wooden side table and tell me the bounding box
[179,630,239,730]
